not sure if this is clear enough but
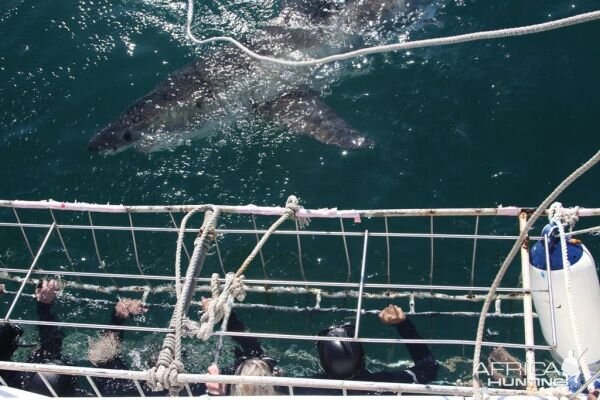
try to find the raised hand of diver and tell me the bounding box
[378,304,407,325]
[35,280,62,304]
[206,363,226,395]
[114,298,147,319]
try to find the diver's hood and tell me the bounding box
[317,325,365,379]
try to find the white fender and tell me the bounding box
[530,244,600,370]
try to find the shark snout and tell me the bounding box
[88,126,137,154]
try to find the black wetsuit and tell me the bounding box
[0,300,65,390]
[22,299,78,396]
[0,327,20,388]
[294,317,438,395]
[27,301,65,363]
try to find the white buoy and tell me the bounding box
[530,228,600,371]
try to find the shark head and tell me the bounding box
[88,121,143,154]
[88,94,168,154]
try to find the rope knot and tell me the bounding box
[548,202,580,230]
[147,357,185,392]
[194,272,246,341]
[286,195,310,229]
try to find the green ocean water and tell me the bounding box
[1,0,600,390]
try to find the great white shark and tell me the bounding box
[88,0,420,154]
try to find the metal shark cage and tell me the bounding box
[0,199,599,398]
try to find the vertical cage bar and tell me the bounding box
[384,217,391,284]
[518,212,537,392]
[169,212,191,262]
[12,208,34,259]
[134,379,146,397]
[429,216,434,288]
[128,212,148,282]
[185,383,193,396]
[252,214,269,289]
[49,209,73,265]
[288,385,294,395]
[86,375,102,397]
[544,234,558,347]
[469,216,480,294]
[251,214,268,281]
[353,230,369,339]
[340,218,352,282]
[4,223,55,321]
[88,212,104,268]
[38,372,58,397]
[294,219,307,282]
[88,212,117,286]
[214,239,226,275]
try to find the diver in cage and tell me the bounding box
[25,279,80,397]
[3,279,80,397]
[87,297,150,396]
[0,283,24,388]
[204,302,437,396]
[295,304,439,395]
[201,296,284,396]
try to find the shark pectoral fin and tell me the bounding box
[262,92,374,150]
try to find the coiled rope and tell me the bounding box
[148,207,220,394]
[472,150,600,399]
[549,203,593,388]
[185,0,600,67]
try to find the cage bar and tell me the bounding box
[4,223,55,320]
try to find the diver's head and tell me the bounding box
[230,357,278,396]
[0,322,23,360]
[88,332,121,367]
[317,324,364,379]
[25,361,75,397]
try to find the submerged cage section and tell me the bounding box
[0,199,599,397]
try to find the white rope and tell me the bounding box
[570,225,600,236]
[550,207,593,388]
[471,150,600,399]
[185,1,600,67]
[148,207,220,394]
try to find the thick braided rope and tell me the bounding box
[471,150,600,399]
[552,215,593,387]
[174,208,204,298]
[186,0,600,67]
[148,208,220,393]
